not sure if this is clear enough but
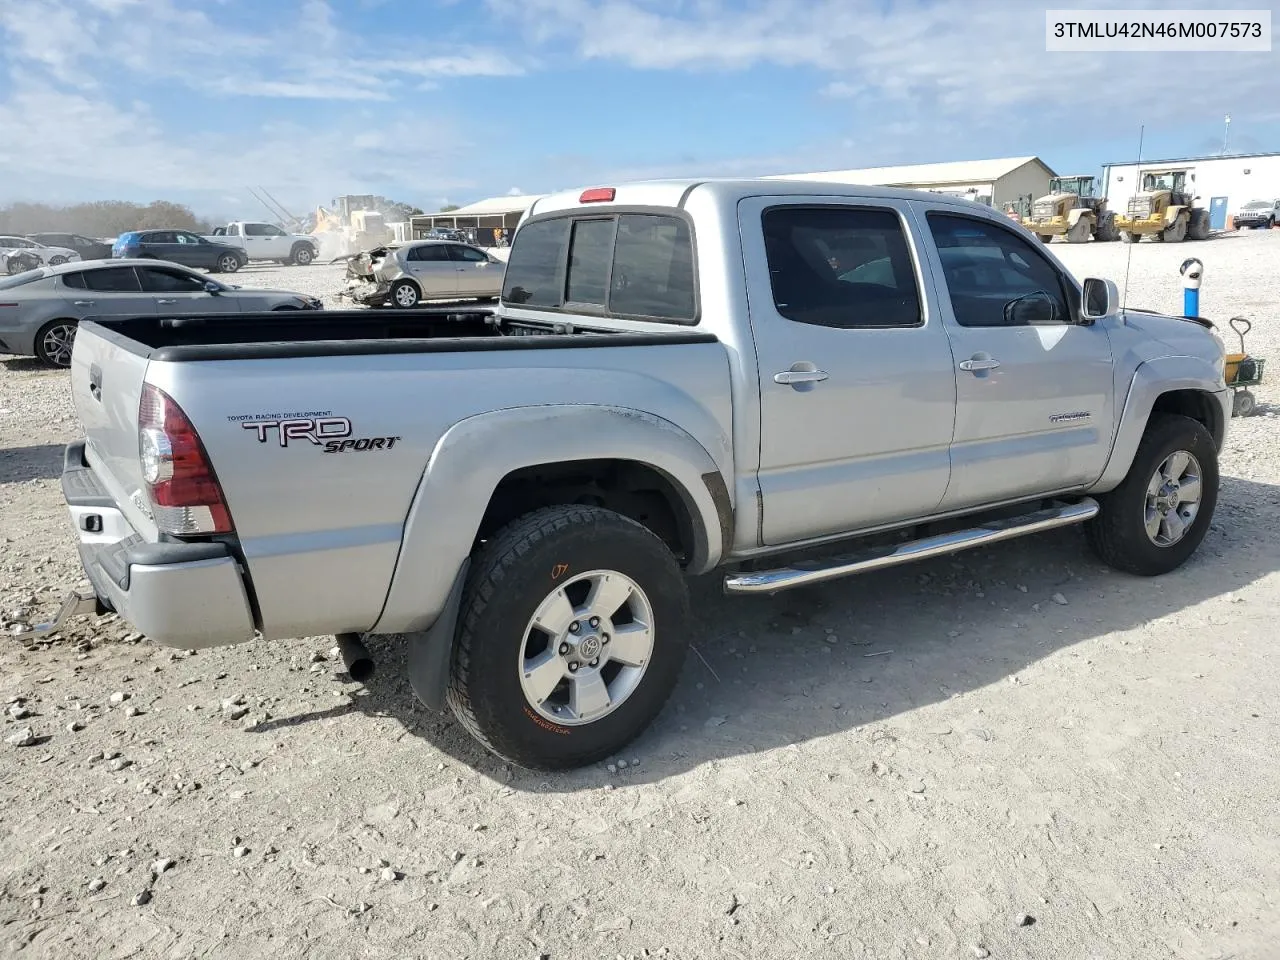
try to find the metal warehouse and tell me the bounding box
[763,156,1057,211]
[1101,152,1280,230]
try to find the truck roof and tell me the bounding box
[525,177,1000,220]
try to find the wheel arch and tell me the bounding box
[1090,358,1229,494]
[370,404,732,637]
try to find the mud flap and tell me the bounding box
[406,558,470,712]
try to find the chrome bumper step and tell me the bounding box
[723,498,1099,595]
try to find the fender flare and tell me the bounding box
[1090,355,1228,493]
[1164,205,1189,225]
[371,403,732,638]
[1066,207,1091,228]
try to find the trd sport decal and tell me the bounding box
[235,416,401,453]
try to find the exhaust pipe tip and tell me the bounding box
[335,632,375,683]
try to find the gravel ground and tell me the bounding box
[2,232,1280,959]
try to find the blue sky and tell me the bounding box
[1,0,1277,217]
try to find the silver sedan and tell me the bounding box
[343,240,505,308]
[0,258,323,368]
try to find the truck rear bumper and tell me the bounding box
[62,441,258,649]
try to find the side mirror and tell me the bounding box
[1082,277,1118,320]
[204,280,221,295]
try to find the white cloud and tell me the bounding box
[0,87,479,208]
[487,0,1280,145]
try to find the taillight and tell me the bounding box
[138,383,233,535]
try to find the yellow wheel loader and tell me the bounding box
[1114,169,1211,243]
[1026,176,1120,244]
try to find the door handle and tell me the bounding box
[774,369,829,385]
[156,298,178,304]
[73,300,95,307]
[959,357,1001,372]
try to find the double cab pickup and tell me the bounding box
[27,179,1230,769]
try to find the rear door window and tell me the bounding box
[407,244,451,262]
[146,232,176,245]
[83,267,143,292]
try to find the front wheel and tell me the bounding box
[217,253,242,273]
[1085,414,1219,576]
[34,319,78,368]
[292,245,315,266]
[446,505,691,770]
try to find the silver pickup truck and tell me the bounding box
[27,179,1230,770]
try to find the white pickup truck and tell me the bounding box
[30,178,1231,770]
[205,222,320,266]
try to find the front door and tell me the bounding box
[405,243,458,300]
[135,264,240,315]
[448,244,500,297]
[918,207,1115,510]
[739,196,958,545]
[1210,197,1228,230]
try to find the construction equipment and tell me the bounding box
[1114,169,1211,243]
[1026,176,1119,244]
[312,196,394,260]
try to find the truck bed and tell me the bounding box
[84,307,717,362]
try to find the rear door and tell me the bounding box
[142,231,185,264]
[918,206,1115,510]
[739,196,958,544]
[404,243,458,298]
[70,266,160,318]
[447,243,501,296]
[136,264,240,315]
[174,232,219,268]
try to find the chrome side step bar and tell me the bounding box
[8,591,100,641]
[723,498,1099,595]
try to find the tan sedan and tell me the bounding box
[344,240,506,308]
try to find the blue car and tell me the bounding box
[112,229,248,273]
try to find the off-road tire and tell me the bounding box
[1084,414,1219,577]
[1122,231,1139,243]
[1036,233,1052,244]
[446,504,690,770]
[1188,208,1211,241]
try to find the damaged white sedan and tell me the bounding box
[340,239,505,308]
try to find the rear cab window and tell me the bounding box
[503,210,697,323]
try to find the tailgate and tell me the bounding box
[69,323,158,539]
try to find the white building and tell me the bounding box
[1101,151,1280,230]
[764,156,1057,211]
[411,194,546,244]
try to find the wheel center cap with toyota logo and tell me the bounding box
[577,635,602,661]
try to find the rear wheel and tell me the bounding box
[1122,231,1140,243]
[446,505,690,770]
[1096,213,1120,242]
[1085,414,1218,576]
[1036,233,1052,244]
[34,319,78,368]
[1232,390,1256,418]
[390,279,420,308]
